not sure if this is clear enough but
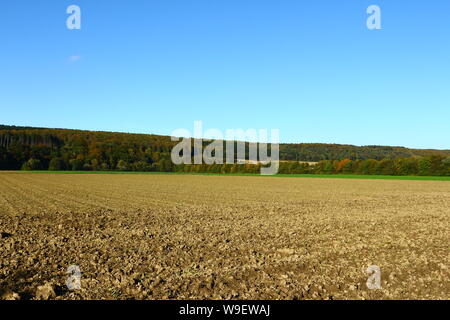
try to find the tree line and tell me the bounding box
[170,156,450,176]
[1,126,449,176]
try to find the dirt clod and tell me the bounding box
[0,289,21,300]
[35,283,56,300]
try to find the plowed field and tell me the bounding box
[0,173,448,300]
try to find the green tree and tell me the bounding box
[323,160,335,174]
[116,160,130,171]
[430,155,445,175]
[418,157,432,176]
[91,159,100,171]
[21,158,42,171]
[342,160,354,174]
[132,161,151,172]
[100,162,110,171]
[375,159,394,175]
[69,159,84,171]
[441,157,450,176]
[358,159,377,175]
[48,158,65,171]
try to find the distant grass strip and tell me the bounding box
[3,171,450,181]
[274,174,450,181]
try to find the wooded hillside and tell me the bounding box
[1,125,449,175]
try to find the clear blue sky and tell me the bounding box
[1,0,449,149]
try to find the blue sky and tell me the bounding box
[1,0,449,149]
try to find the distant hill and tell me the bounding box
[0,125,450,176]
[0,125,450,161]
[280,143,450,161]
[0,124,449,171]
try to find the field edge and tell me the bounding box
[1,171,450,181]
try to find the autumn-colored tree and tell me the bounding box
[335,159,351,173]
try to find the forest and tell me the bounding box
[1,125,449,176]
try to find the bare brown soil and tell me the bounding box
[0,173,448,300]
